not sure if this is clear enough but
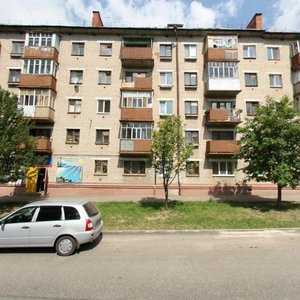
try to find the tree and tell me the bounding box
[150,115,194,207]
[237,96,300,208]
[0,88,38,183]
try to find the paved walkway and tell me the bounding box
[0,189,299,203]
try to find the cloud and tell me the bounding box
[271,0,300,31]
[0,0,246,28]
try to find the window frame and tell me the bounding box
[8,68,21,84]
[124,160,146,175]
[98,70,111,85]
[185,130,199,146]
[122,91,153,108]
[70,70,83,84]
[267,47,280,60]
[71,42,85,56]
[269,74,282,88]
[243,45,256,59]
[159,100,173,115]
[160,44,172,59]
[68,98,82,114]
[244,72,258,87]
[121,122,152,140]
[100,43,112,56]
[94,160,108,175]
[246,101,259,116]
[186,161,200,177]
[212,161,235,176]
[184,44,197,60]
[159,71,173,87]
[184,72,198,88]
[11,41,24,56]
[97,99,111,114]
[185,101,198,116]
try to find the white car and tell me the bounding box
[0,199,103,256]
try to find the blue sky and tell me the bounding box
[1,0,300,31]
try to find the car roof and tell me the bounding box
[24,199,90,207]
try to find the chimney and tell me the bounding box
[246,13,263,30]
[92,11,104,27]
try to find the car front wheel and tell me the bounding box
[55,236,77,256]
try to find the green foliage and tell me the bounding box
[0,88,38,182]
[149,115,194,204]
[237,96,300,204]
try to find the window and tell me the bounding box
[212,131,234,140]
[184,72,197,87]
[124,161,145,175]
[94,160,108,175]
[160,44,172,58]
[11,41,24,56]
[125,71,148,82]
[8,69,21,83]
[64,207,80,220]
[23,59,57,76]
[19,90,55,108]
[159,72,173,86]
[184,44,197,59]
[246,101,259,116]
[5,207,37,224]
[212,161,235,176]
[121,122,152,140]
[243,45,256,59]
[159,100,173,115]
[186,161,199,176]
[185,131,199,146]
[267,47,280,60]
[72,42,84,56]
[269,74,282,88]
[291,41,300,57]
[68,99,81,113]
[70,70,83,84]
[100,43,112,56]
[66,129,80,144]
[122,91,152,108]
[292,71,300,84]
[28,33,53,47]
[36,206,61,222]
[96,129,109,144]
[244,73,258,87]
[211,101,234,109]
[185,101,198,116]
[208,62,238,79]
[98,70,111,85]
[97,99,110,113]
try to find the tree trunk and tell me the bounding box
[276,184,282,209]
[178,172,181,196]
[163,178,169,209]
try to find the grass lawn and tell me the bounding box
[95,201,300,230]
[1,200,300,230]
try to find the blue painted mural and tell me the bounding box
[56,158,83,183]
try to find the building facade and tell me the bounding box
[0,12,299,196]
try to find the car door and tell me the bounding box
[29,206,64,246]
[0,206,37,247]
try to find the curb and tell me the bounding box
[103,228,300,235]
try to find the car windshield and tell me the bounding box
[83,202,99,217]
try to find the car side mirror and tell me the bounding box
[0,219,6,229]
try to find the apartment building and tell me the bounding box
[0,12,299,196]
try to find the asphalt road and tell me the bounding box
[0,230,299,300]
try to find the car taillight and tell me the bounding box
[85,219,93,231]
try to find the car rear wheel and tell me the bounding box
[55,236,76,256]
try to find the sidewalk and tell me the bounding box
[0,188,299,203]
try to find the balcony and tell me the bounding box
[121,77,152,90]
[119,139,152,155]
[292,53,300,70]
[205,48,238,63]
[20,106,55,123]
[23,46,59,63]
[294,81,300,95]
[205,78,240,96]
[35,137,52,153]
[19,74,57,91]
[206,109,242,126]
[206,140,240,156]
[121,108,153,121]
[121,47,154,67]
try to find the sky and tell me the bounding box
[0,0,300,31]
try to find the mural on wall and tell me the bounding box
[56,158,83,183]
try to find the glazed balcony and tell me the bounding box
[23,46,59,63]
[121,108,153,121]
[121,47,154,67]
[205,78,240,96]
[205,48,238,63]
[19,74,57,91]
[292,53,300,70]
[206,140,240,156]
[35,137,52,153]
[206,109,242,126]
[121,77,152,90]
[119,139,152,155]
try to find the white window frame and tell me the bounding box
[212,161,235,176]
[68,98,82,113]
[184,72,197,87]
[121,122,152,140]
[97,99,111,114]
[159,71,173,87]
[267,47,280,60]
[269,74,282,88]
[72,42,85,56]
[99,43,112,56]
[208,62,238,79]
[160,44,172,58]
[99,70,111,85]
[23,59,57,76]
[70,70,83,84]
[243,45,256,59]
[122,91,152,108]
[159,100,173,115]
[184,44,197,60]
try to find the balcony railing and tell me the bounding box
[205,78,240,96]
[23,46,59,62]
[206,109,242,126]
[205,48,238,62]
[120,47,154,67]
[35,137,52,153]
[19,74,57,91]
[119,139,152,154]
[121,77,152,90]
[206,140,240,156]
[121,108,153,121]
